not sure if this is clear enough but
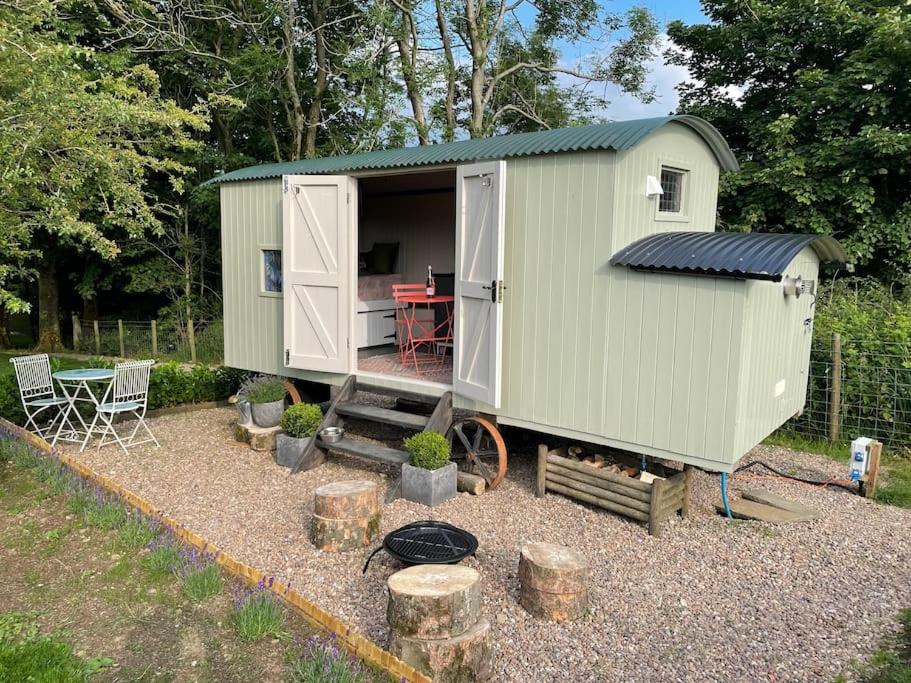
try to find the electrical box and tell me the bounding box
[850,437,873,481]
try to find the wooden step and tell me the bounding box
[716,499,814,523]
[741,488,819,519]
[336,402,428,430]
[316,436,409,466]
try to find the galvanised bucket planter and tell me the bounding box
[251,399,284,428]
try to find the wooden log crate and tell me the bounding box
[536,445,692,537]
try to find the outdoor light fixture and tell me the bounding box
[645,175,664,197]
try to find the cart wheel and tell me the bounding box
[447,417,507,490]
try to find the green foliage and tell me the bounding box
[668,1,911,280]
[230,589,285,642]
[788,278,911,448]
[240,375,287,405]
[180,563,223,602]
[0,611,112,682]
[84,497,127,531]
[280,404,323,439]
[0,374,24,425]
[0,0,207,315]
[404,431,451,471]
[118,513,158,550]
[142,540,181,578]
[286,636,373,683]
[849,608,911,682]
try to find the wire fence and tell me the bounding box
[72,318,223,365]
[784,334,911,450]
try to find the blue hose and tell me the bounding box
[720,471,733,519]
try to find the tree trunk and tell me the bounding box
[37,259,62,351]
[82,297,98,321]
[464,0,488,138]
[434,0,457,142]
[282,1,306,160]
[304,1,330,158]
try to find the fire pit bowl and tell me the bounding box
[362,520,478,574]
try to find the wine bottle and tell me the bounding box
[426,265,435,297]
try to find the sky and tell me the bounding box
[558,0,709,120]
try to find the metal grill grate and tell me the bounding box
[362,521,478,573]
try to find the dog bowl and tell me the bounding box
[320,426,345,444]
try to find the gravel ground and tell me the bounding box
[59,408,911,682]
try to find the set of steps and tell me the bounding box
[291,376,452,473]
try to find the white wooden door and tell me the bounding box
[454,161,506,407]
[282,175,352,373]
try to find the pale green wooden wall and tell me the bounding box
[219,122,809,471]
[732,247,820,458]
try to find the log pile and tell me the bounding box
[309,480,381,552]
[387,565,492,682]
[536,445,692,537]
[518,542,589,622]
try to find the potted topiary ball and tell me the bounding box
[401,432,457,506]
[241,375,288,428]
[275,403,323,468]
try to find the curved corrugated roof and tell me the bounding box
[204,115,738,186]
[610,231,847,281]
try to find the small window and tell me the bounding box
[262,249,282,293]
[658,167,686,214]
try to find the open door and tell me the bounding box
[453,161,506,407]
[283,174,353,373]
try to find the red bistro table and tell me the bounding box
[395,293,454,376]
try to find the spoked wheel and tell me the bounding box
[447,417,507,490]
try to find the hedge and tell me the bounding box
[0,359,248,427]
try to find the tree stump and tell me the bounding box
[389,618,492,683]
[387,565,481,639]
[309,481,380,552]
[233,423,282,452]
[518,541,589,622]
[387,564,492,681]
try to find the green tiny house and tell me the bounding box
[210,116,845,473]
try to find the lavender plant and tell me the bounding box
[286,634,373,683]
[176,549,223,601]
[142,537,181,578]
[117,512,158,549]
[230,578,286,641]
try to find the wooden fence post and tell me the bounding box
[188,318,197,363]
[93,320,100,355]
[536,444,547,498]
[118,319,125,358]
[72,314,80,349]
[829,332,842,443]
[151,319,158,357]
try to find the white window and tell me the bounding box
[658,167,687,215]
[262,249,282,293]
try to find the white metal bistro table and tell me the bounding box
[51,368,115,449]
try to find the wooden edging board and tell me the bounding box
[0,417,430,683]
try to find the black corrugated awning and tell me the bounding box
[609,231,847,281]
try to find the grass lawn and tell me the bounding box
[766,431,911,509]
[0,439,387,682]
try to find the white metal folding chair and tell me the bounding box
[85,360,159,454]
[9,353,71,437]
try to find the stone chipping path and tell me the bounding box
[59,408,911,682]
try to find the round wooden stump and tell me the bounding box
[389,618,492,683]
[518,541,589,622]
[387,565,481,639]
[309,480,380,552]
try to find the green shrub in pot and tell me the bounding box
[275,403,324,469]
[402,432,456,506]
[280,403,323,439]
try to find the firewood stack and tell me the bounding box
[386,564,492,682]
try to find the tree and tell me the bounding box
[381,1,659,142]
[668,1,911,280]
[0,0,207,349]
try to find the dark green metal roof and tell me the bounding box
[610,231,847,281]
[204,115,738,186]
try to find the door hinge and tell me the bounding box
[347,192,350,205]
[282,177,289,194]
[285,348,290,365]
[496,280,507,303]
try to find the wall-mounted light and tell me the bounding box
[645,175,664,198]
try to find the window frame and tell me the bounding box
[655,164,690,223]
[259,245,283,298]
